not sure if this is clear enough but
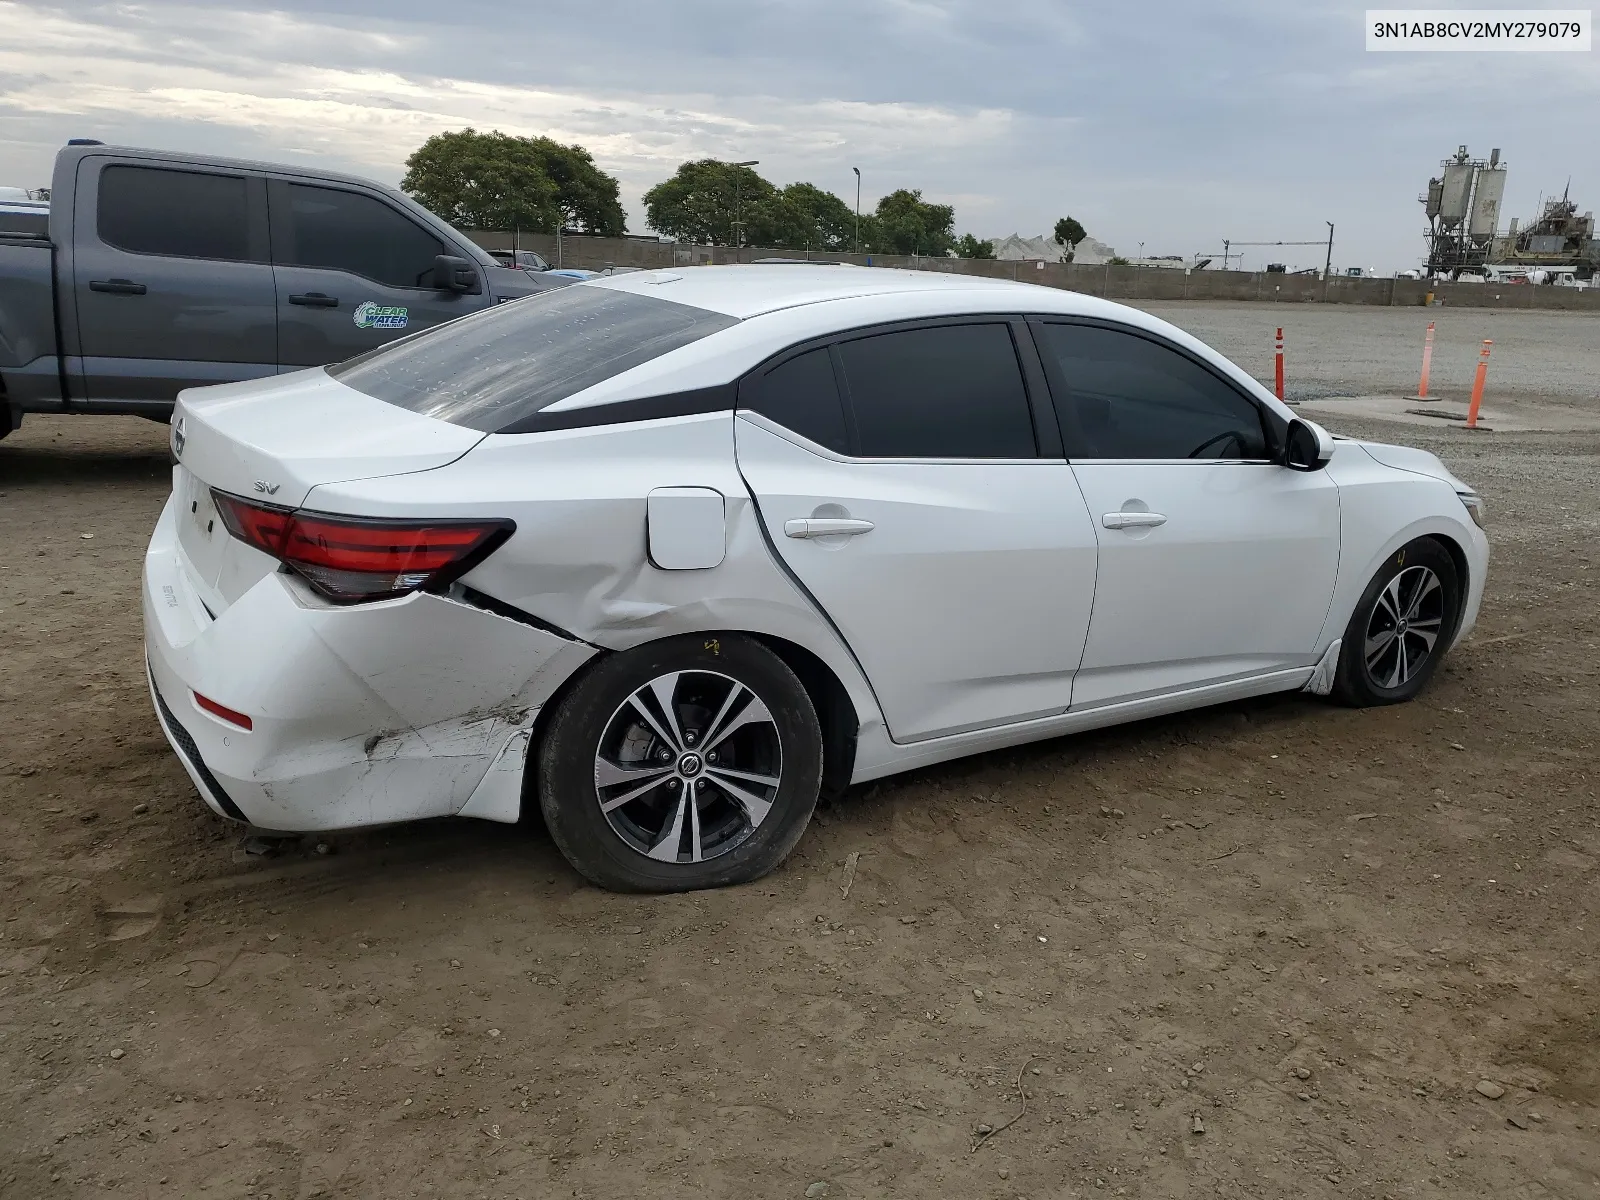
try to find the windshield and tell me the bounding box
[327,284,738,432]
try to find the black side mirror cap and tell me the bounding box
[1284,417,1335,471]
[433,254,477,292]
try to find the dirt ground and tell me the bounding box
[2,307,1598,1198]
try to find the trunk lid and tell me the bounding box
[171,367,486,611]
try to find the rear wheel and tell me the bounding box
[535,634,823,892]
[1331,538,1460,706]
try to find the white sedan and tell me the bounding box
[143,266,1488,891]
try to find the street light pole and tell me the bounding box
[852,167,861,255]
[731,160,759,260]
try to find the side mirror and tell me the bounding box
[432,254,477,292]
[1284,417,1335,472]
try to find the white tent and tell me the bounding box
[985,232,1118,265]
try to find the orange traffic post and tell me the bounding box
[1274,327,1284,401]
[1415,321,1435,399]
[1466,339,1492,429]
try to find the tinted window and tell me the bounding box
[98,166,251,261]
[746,349,849,453]
[1036,323,1268,460]
[283,184,444,288]
[836,324,1036,459]
[328,285,738,432]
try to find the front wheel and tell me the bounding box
[1331,538,1460,706]
[535,634,823,892]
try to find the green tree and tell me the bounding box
[1053,216,1087,262]
[1107,255,1131,266]
[873,189,955,256]
[643,160,775,246]
[751,182,858,251]
[532,141,626,235]
[401,129,624,235]
[955,233,996,259]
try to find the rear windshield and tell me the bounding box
[327,285,738,432]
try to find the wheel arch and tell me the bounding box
[520,627,863,822]
[1419,529,1472,646]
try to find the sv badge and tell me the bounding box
[253,480,281,496]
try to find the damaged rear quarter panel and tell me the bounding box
[304,411,885,751]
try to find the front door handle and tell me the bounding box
[784,517,875,539]
[289,292,340,308]
[1102,511,1167,530]
[89,278,146,295]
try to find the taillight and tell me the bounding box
[194,691,253,730]
[212,491,512,603]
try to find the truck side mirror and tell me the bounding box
[432,254,477,292]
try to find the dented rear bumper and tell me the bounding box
[141,491,595,831]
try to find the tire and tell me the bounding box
[1331,537,1460,707]
[535,633,823,892]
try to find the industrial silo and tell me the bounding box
[1470,150,1506,245]
[1440,156,1475,231]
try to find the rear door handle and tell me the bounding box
[784,518,875,539]
[89,279,146,295]
[1102,512,1167,529]
[289,292,339,308]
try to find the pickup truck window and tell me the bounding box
[98,166,253,261]
[281,184,445,289]
[327,284,737,432]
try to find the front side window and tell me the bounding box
[835,324,1037,459]
[327,284,739,432]
[97,166,252,261]
[281,184,445,289]
[1035,322,1269,460]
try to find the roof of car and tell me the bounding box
[584,263,1102,320]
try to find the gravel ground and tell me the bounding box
[1142,300,1600,407]
[1,305,1597,1198]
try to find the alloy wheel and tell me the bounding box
[1363,565,1445,689]
[593,670,783,864]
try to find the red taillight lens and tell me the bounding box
[194,691,253,730]
[213,492,293,557]
[211,491,512,603]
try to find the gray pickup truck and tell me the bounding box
[0,142,567,440]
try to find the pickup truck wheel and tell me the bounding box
[535,633,823,893]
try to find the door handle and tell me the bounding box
[1102,511,1167,529]
[289,292,339,308]
[89,279,146,295]
[784,517,875,539]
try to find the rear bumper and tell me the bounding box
[142,491,596,832]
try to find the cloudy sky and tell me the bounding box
[2,1,1595,270]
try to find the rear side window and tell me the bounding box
[746,348,849,453]
[836,324,1036,458]
[280,184,445,289]
[327,285,739,432]
[1035,323,1268,460]
[98,166,252,261]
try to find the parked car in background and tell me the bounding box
[144,265,1488,893]
[488,248,552,272]
[0,142,571,440]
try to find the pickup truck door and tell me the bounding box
[267,179,488,368]
[70,159,277,407]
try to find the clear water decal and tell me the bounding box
[354,301,408,330]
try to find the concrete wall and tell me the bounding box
[467,231,1600,313]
